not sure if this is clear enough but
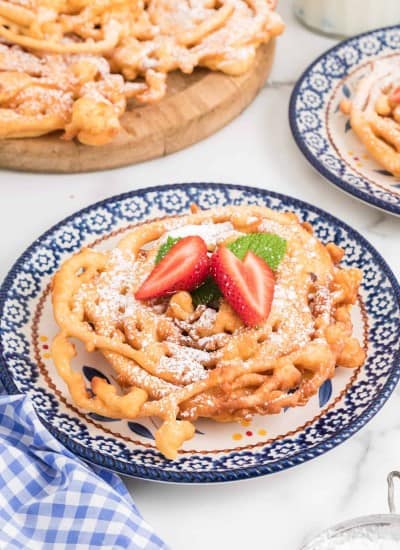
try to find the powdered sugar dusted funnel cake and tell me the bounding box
[301,472,400,550]
[0,1,283,172]
[51,203,365,459]
[289,26,400,216]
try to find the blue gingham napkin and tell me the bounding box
[0,388,169,549]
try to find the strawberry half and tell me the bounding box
[210,246,275,327]
[135,236,209,300]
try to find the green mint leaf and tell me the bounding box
[155,236,181,264]
[191,277,221,307]
[227,233,287,270]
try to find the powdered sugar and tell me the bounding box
[306,524,400,550]
[94,248,141,327]
[160,343,208,384]
[167,222,239,247]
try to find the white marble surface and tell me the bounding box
[1,2,400,550]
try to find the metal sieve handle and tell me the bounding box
[387,471,400,514]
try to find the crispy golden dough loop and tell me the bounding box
[0,19,122,54]
[117,221,170,256]
[52,249,106,322]
[52,332,148,418]
[155,420,195,460]
[177,3,234,46]
[167,291,194,321]
[326,242,344,264]
[0,2,35,27]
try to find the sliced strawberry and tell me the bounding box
[390,86,400,104]
[135,236,209,300]
[210,246,275,327]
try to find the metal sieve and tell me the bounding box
[300,471,400,549]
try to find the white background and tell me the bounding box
[1,2,399,549]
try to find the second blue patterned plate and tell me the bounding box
[0,183,399,482]
[290,25,400,216]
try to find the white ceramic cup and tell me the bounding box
[294,0,400,37]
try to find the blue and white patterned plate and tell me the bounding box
[0,183,399,483]
[289,25,400,216]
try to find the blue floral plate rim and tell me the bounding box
[289,24,400,217]
[0,182,399,483]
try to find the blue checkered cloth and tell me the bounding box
[0,389,168,549]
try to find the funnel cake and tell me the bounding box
[51,205,365,459]
[0,0,283,145]
[340,59,400,177]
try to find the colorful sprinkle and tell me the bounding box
[240,420,251,427]
[245,431,253,437]
[232,433,242,441]
[39,336,48,342]
[42,344,49,350]
[43,353,51,359]
[258,429,267,436]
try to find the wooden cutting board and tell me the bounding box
[0,40,275,173]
